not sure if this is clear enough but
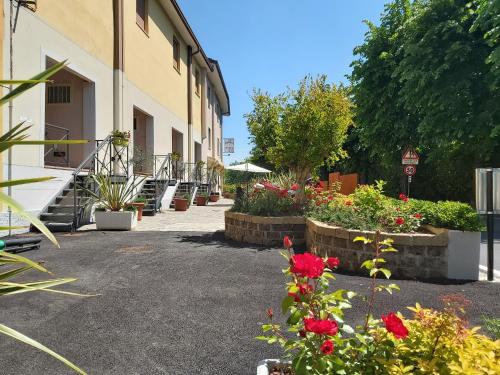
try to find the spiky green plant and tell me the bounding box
[0,61,89,374]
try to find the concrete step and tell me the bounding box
[142,208,156,216]
[48,205,75,214]
[40,213,74,223]
[41,222,73,233]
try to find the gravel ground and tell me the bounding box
[0,230,499,375]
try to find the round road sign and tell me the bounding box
[404,165,416,176]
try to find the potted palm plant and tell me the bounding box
[111,130,130,147]
[175,194,190,211]
[87,174,145,230]
[196,192,208,206]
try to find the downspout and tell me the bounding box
[113,0,124,134]
[187,45,193,163]
[113,0,125,175]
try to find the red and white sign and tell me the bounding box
[404,165,417,176]
[402,147,419,165]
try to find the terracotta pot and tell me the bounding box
[126,202,145,221]
[174,198,189,211]
[196,196,207,206]
[209,195,219,202]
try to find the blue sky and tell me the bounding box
[177,0,388,165]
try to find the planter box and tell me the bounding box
[225,211,306,247]
[209,195,220,202]
[257,359,291,375]
[95,211,137,231]
[126,202,145,221]
[196,196,208,206]
[175,198,189,211]
[307,219,480,280]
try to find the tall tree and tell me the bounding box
[349,0,499,202]
[246,76,354,201]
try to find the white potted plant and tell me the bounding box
[86,174,144,231]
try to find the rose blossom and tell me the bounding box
[395,217,405,225]
[414,213,422,219]
[303,317,339,336]
[290,183,299,191]
[326,257,340,269]
[399,193,409,202]
[381,312,409,339]
[298,283,314,295]
[320,339,334,355]
[291,253,325,279]
[283,236,293,249]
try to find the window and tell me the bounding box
[47,85,71,104]
[195,69,200,96]
[136,0,148,33]
[207,86,211,107]
[173,36,181,72]
[208,128,212,150]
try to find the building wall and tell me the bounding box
[123,0,188,124]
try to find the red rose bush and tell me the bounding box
[258,236,499,374]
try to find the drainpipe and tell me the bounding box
[113,0,124,134]
[113,0,125,175]
[187,45,193,164]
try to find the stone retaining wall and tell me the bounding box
[225,211,306,246]
[306,219,449,279]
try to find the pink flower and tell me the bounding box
[303,318,339,336]
[291,253,325,279]
[291,183,299,191]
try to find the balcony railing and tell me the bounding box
[44,123,70,167]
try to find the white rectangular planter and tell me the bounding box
[447,230,480,280]
[95,211,137,231]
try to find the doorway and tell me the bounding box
[133,107,154,174]
[44,58,95,168]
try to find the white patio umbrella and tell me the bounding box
[225,162,271,173]
[225,163,272,196]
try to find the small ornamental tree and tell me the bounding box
[246,76,353,203]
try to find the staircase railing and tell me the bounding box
[44,123,70,167]
[71,135,130,229]
[152,154,171,211]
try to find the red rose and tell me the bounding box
[399,193,409,202]
[395,217,405,225]
[328,195,334,201]
[279,189,289,197]
[283,236,293,249]
[326,257,340,269]
[291,253,325,279]
[381,312,409,339]
[320,339,334,355]
[266,308,273,319]
[304,317,338,336]
[345,200,352,206]
[316,201,321,206]
[414,213,422,219]
[291,183,299,191]
[263,181,279,191]
[298,283,314,295]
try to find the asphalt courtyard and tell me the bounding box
[0,230,499,375]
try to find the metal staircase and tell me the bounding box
[35,135,131,232]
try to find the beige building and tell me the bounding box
[1,0,229,230]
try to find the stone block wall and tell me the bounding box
[225,211,306,247]
[306,219,449,279]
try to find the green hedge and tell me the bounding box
[408,200,484,232]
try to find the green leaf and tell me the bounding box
[0,61,67,106]
[0,191,58,247]
[380,268,392,279]
[281,295,295,314]
[0,176,55,188]
[0,324,87,374]
[287,310,302,325]
[353,236,372,244]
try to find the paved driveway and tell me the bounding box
[0,231,499,374]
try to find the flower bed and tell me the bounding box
[306,218,480,280]
[225,211,306,247]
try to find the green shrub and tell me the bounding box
[245,189,300,217]
[482,316,500,340]
[223,183,237,194]
[409,199,483,232]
